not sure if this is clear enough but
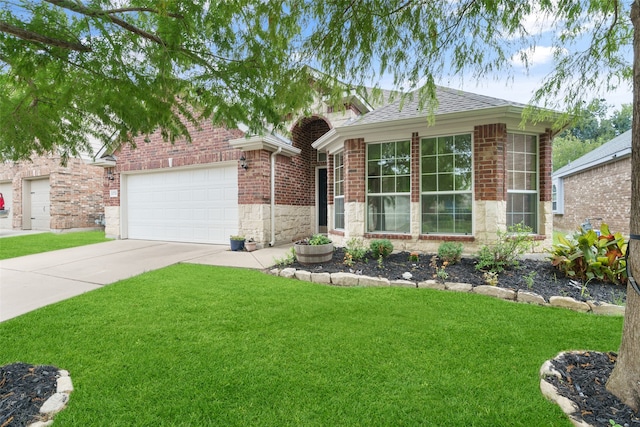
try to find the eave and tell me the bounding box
[229,134,300,157]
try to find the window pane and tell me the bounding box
[397,140,410,157]
[396,158,410,175]
[422,138,436,155]
[439,173,453,191]
[438,154,454,172]
[382,177,395,193]
[334,197,344,229]
[368,160,380,177]
[455,134,472,153]
[439,136,454,154]
[455,171,472,191]
[397,175,410,192]
[422,156,436,172]
[368,195,410,233]
[368,144,380,160]
[368,178,381,193]
[422,174,437,192]
[507,193,537,231]
[421,193,472,234]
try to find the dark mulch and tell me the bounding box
[0,362,58,427]
[290,248,627,305]
[547,352,640,426]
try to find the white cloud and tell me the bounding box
[509,46,564,69]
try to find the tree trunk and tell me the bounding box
[606,0,640,412]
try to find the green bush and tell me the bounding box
[345,237,369,261]
[438,242,463,264]
[550,223,627,284]
[369,239,394,258]
[475,223,535,273]
[308,234,332,245]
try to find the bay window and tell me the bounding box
[507,133,538,232]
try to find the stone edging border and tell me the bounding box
[540,351,596,427]
[269,268,625,316]
[28,370,73,427]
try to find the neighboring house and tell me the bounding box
[0,149,105,232]
[98,85,557,252]
[552,130,632,235]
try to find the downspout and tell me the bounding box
[269,147,282,246]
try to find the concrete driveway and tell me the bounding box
[0,239,291,322]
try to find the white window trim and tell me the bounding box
[333,151,345,230]
[506,132,539,233]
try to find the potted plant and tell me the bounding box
[293,234,334,264]
[230,235,245,251]
[245,238,257,252]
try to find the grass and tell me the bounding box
[0,265,623,426]
[0,231,110,259]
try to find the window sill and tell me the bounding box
[364,233,412,240]
[419,235,475,242]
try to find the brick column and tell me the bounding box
[474,124,507,201]
[344,138,366,203]
[538,129,553,202]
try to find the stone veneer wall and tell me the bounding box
[239,204,314,245]
[0,156,104,230]
[554,157,631,235]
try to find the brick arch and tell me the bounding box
[290,116,332,150]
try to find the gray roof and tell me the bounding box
[348,85,528,126]
[553,129,632,178]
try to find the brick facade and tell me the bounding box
[344,138,366,203]
[0,156,104,230]
[539,129,553,202]
[474,123,507,201]
[554,157,632,235]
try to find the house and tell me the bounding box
[0,150,105,232]
[98,85,556,252]
[552,130,632,235]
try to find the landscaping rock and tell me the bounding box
[549,296,590,312]
[331,272,360,286]
[294,270,312,282]
[310,272,332,284]
[418,280,445,290]
[268,268,280,276]
[517,290,547,305]
[56,375,73,394]
[279,268,296,279]
[473,285,516,300]
[539,379,579,417]
[445,282,472,292]
[586,301,625,316]
[39,393,69,416]
[390,279,417,288]
[358,276,389,287]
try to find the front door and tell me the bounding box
[318,168,327,233]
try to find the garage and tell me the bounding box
[125,165,238,244]
[0,181,12,229]
[26,178,51,230]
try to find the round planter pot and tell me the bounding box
[294,243,333,265]
[245,242,257,252]
[230,239,245,251]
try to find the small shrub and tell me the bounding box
[430,255,449,283]
[523,271,537,289]
[273,247,296,267]
[308,234,332,245]
[483,271,499,286]
[475,223,535,273]
[343,252,354,267]
[345,237,369,261]
[549,223,627,284]
[369,239,393,258]
[437,242,463,264]
[408,251,420,262]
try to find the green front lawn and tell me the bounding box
[0,265,622,426]
[0,231,110,260]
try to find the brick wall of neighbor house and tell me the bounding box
[0,156,104,230]
[554,157,632,235]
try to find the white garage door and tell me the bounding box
[126,166,238,244]
[29,178,51,230]
[0,182,12,229]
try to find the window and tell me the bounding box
[367,141,411,233]
[552,184,557,211]
[334,152,344,229]
[507,133,538,232]
[317,151,327,163]
[552,178,564,214]
[420,134,472,234]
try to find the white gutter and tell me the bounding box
[269,147,282,246]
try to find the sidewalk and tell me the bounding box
[0,239,292,322]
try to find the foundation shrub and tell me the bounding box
[369,239,394,258]
[475,223,535,273]
[437,242,463,265]
[550,223,627,284]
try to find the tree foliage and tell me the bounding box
[553,101,632,171]
[0,0,635,162]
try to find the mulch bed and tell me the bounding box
[289,248,627,305]
[0,362,58,427]
[547,352,640,426]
